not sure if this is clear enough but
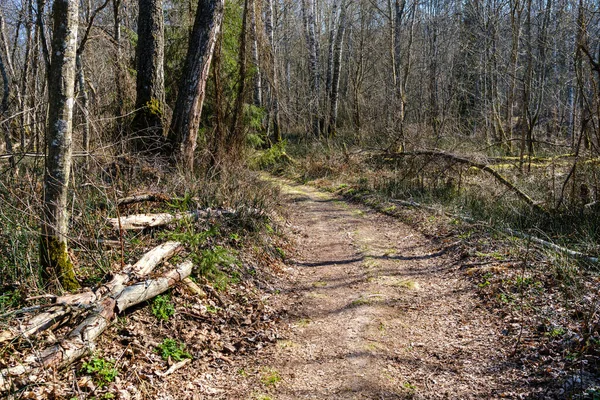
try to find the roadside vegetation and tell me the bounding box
[253,132,600,397]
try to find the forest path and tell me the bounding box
[257,178,518,399]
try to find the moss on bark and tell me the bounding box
[40,237,80,292]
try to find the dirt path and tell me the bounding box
[255,179,522,399]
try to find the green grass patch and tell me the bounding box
[152,294,175,321]
[155,338,192,361]
[260,368,282,386]
[81,356,118,388]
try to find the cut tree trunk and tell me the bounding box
[0,258,192,391]
[116,260,193,312]
[0,242,181,345]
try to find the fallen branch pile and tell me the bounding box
[0,241,194,392]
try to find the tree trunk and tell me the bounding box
[0,48,14,169]
[40,0,79,291]
[132,0,165,153]
[76,54,90,160]
[229,0,250,155]
[20,0,34,152]
[328,0,347,137]
[167,0,224,170]
[264,0,281,142]
[303,0,320,137]
[250,0,262,108]
[113,0,126,147]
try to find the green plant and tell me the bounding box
[160,225,219,248]
[546,327,566,338]
[81,356,118,388]
[0,290,21,313]
[206,304,219,313]
[260,368,281,386]
[478,272,494,288]
[275,247,286,259]
[250,140,292,170]
[198,246,240,291]
[155,338,192,361]
[152,294,175,321]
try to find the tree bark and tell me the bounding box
[167,0,224,170]
[264,0,281,142]
[303,0,321,137]
[0,48,14,169]
[132,0,165,153]
[328,0,347,137]
[229,0,251,153]
[113,0,126,147]
[40,0,80,291]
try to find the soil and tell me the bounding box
[237,178,529,399]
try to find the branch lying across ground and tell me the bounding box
[387,198,598,264]
[0,257,192,392]
[504,228,599,264]
[385,150,547,214]
[116,192,170,207]
[0,242,182,345]
[107,212,197,230]
[107,208,263,231]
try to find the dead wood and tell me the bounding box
[389,196,598,264]
[385,150,547,214]
[0,259,192,392]
[115,260,193,312]
[106,208,254,231]
[155,358,191,377]
[107,212,196,230]
[116,193,169,206]
[0,242,181,345]
[183,277,207,298]
[504,228,598,263]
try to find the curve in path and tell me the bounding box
[260,179,519,399]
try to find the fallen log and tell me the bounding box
[116,193,169,207]
[385,150,547,214]
[389,197,598,264]
[107,212,196,230]
[0,259,193,392]
[0,242,182,345]
[106,208,248,231]
[504,228,599,264]
[116,260,194,312]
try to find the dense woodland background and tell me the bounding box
[0,0,600,396]
[0,0,597,293]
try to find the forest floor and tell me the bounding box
[226,177,538,399]
[5,175,593,399]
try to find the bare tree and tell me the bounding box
[328,0,347,137]
[40,0,79,291]
[303,0,321,137]
[131,0,165,152]
[167,0,224,170]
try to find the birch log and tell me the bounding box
[0,259,192,391]
[116,260,193,312]
[0,242,181,345]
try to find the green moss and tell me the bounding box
[145,97,163,117]
[40,237,80,291]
